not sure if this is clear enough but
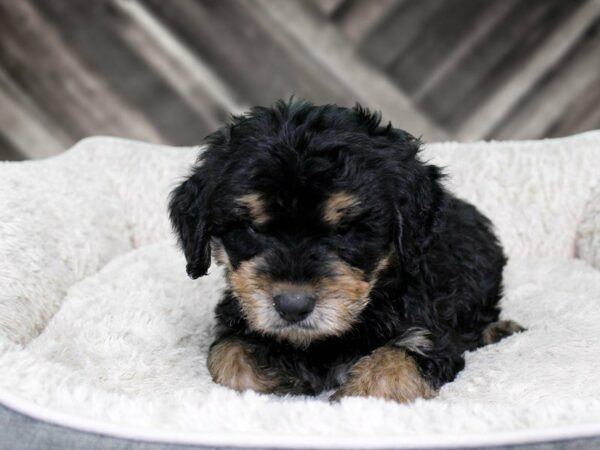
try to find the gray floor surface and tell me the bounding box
[1,403,599,450]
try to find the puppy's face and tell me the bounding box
[211,182,392,347]
[170,102,439,347]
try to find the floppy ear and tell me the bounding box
[169,175,211,279]
[392,161,446,276]
[351,105,446,273]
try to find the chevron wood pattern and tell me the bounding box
[1,0,599,160]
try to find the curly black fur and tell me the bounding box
[169,99,511,396]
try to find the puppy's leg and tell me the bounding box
[207,336,281,393]
[481,320,525,346]
[208,335,320,395]
[330,346,436,403]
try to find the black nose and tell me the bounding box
[273,293,316,323]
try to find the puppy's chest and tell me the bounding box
[291,345,363,391]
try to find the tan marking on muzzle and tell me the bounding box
[229,257,272,329]
[228,255,385,347]
[317,259,370,325]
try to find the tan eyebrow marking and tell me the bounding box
[323,192,361,226]
[237,193,269,225]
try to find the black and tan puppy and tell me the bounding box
[169,100,524,403]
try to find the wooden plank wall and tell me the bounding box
[1,0,600,160]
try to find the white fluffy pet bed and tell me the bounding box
[2,133,600,449]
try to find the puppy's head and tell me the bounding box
[170,100,444,347]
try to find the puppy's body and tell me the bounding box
[210,196,503,396]
[170,101,523,402]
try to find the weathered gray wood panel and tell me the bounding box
[0,0,599,161]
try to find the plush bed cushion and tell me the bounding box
[578,179,600,271]
[1,133,600,449]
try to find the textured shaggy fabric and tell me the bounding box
[578,179,600,271]
[1,133,600,447]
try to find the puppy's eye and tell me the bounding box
[247,224,259,235]
[335,223,353,237]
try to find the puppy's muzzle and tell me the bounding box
[273,292,316,323]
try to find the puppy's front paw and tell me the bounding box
[208,337,279,393]
[329,346,436,403]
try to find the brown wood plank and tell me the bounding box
[0,0,165,145]
[456,0,600,140]
[490,17,600,140]
[332,0,400,43]
[413,0,517,102]
[30,0,215,145]
[308,0,348,17]
[385,0,512,95]
[141,0,357,108]
[425,0,586,135]
[358,0,445,69]
[255,0,449,140]
[544,19,600,141]
[548,87,600,138]
[109,0,243,126]
[0,131,26,161]
[0,85,66,159]
[0,0,598,156]
[419,0,565,130]
[0,67,70,158]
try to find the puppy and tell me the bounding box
[169,100,524,402]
